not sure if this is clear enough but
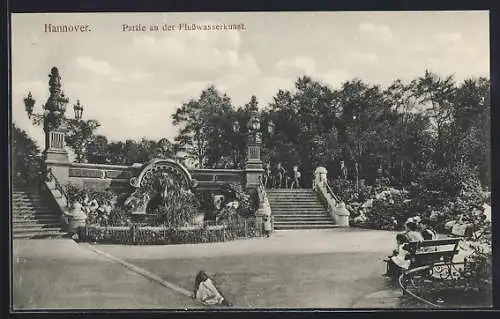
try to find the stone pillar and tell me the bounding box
[245,133,264,190]
[44,129,69,162]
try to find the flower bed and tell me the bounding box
[77,219,261,245]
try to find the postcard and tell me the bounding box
[10,11,491,310]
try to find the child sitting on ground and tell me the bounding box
[383,234,411,279]
[193,271,232,306]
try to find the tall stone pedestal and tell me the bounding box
[245,143,264,190]
[44,130,69,162]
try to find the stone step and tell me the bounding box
[13,231,67,239]
[13,215,60,221]
[13,222,61,228]
[12,193,43,197]
[273,217,331,221]
[12,222,62,229]
[272,210,328,213]
[273,212,330,217]
[268,198,322,201]
[269,201,320,204]
[12,215,60,221]
[271,211,328,215]
[12,210,57,215]
[267,189,315,192]
[269,204,325,208]
[12,201,46,206]
[268,197,320,200]
[268,195,318,197]
[274,219,335,225]
[14,226,64,233]
[13,205,52,210]
[274,224,339,230]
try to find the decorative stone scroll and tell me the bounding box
[129,158,192,190]
[124,158,194,216]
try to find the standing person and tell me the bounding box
[291,165,301,189]
[340,160,347,179]
[263,213,272,238]
[276,162,286,188]
[264,162,271,188]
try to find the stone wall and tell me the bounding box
[46,160,139,193]
[46,161,248,194]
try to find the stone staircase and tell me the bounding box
[12,185,66,239]
[267,189,337,230]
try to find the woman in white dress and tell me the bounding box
[384,234,411,279]
[193,271,232,306]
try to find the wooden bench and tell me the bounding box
[384,238,461,280]
[403,238,461,268]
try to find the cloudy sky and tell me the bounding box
[11,11,489,150]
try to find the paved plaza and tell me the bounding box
[13,228,405,310]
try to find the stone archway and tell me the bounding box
[124,159,194,215]
[130,158,192,190]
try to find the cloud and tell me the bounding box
[317,69,351,88]
[433,32,463,45]
[75,56,113,75]
[276,57,317,75]
[411,44,432,52]
[126,31,260,83]
[358,22,393,43]
[351,52,378,64]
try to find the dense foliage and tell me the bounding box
[12,124,43,185]
[77,219,261,245]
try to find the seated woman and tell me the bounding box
[405,221,424,242]
[353,207,368,225]
[193,271,232,306]
[420,219,437,240]
[384,234,411,279]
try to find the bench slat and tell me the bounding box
[405,239,460,249]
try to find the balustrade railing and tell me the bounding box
[325,181,341,203]
[46,168,69,208]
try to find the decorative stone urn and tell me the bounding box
[313,166,328,190]
[334,202,350,227]
[66,201,87,234]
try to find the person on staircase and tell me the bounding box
[264,162,271,188]
[291,165,301,189]
[276,162,286,189]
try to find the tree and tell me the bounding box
[172,85,234,168]
[12,123,43,185]
[412,70,456,167]
[451,77,490,186]
[65,119,100,163]
[85,135,109,164]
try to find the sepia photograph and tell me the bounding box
[10,11,491,310]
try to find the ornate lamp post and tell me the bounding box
[73,99,84,121]
[23,67,76,162]
[233,111,275,189]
